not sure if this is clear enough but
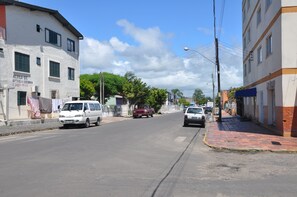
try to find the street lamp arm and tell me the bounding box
[184,47,216,65]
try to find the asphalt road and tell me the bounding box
[0,112,297,197]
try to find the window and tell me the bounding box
[51,90,57,99]
[257,7,261,25]
[67,39,75,52]
[243,9,246,22]
[68,67,75,80]
[17,91,26,106]
[49,61,60,78]
[266,0,272,11]
[244,64,247,76]
[266,34,272,57]
[15,52,30,73]
[36,57,41,66]
[45,28,61,47]
[257,46,262,64]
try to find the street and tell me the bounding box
[0,112,297,197]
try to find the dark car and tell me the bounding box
[133,105,154,118]
[183,106,205,127]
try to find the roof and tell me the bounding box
[0,0,83,39]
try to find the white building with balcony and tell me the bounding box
[241,0,297,137]
[0,0,83,123]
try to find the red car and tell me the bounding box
[133,105,154,118]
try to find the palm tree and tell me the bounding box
[171,89,183,104]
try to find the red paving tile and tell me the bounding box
[204,111,297,152]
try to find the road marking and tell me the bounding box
[174,136,187,143]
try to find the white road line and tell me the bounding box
[174,136,187,143]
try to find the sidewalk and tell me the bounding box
[0,116,131,137]
[204,111,297,153]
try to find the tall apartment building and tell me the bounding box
[0,0,83,121]
[241,0,297,137]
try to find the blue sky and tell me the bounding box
[23,0,243,97]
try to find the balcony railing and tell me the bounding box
[0,26,6,40]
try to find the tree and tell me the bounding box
[80,78,96,100]
[123,72,149,109]
[227,86,244,102]
[80,73,126,102]
[178,97,190,106]
[192,88,205,105]
[146,88,167,113]
[171,89,183,104]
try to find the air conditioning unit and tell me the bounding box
[31,85,39,93]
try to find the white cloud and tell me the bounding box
[80,19,243,97]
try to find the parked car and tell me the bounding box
[183,106,205,127]
[204,106,213,114]
[59,100,102,128]
[133,105,154,118]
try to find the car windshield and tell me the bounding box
[187,108,203,114]
[62,103,83,111]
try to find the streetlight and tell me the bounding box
[184,47,216,121]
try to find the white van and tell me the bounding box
[59,100,102,128]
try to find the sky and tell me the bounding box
[23,0,243,98]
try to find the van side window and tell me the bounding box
[89,103,96,111]
[84,103,89,110]
[94,103,100,110]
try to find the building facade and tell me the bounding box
[0,0,83,122]
[242,0,297,137]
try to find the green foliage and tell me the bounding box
[228,86,244,101]
[123,72,149,108]
[80,78,96,100]
[192,88,205,105]
[171,89,183,104]
[178,97,190,106]
[80,73,126,102]
[146,88,167,113]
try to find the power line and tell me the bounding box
[218,0,226,39]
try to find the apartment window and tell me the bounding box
[257,7,262,25]
[49,61,60,78]
[15,52,30,73]
[36,57,41,66]
[68,67,75,80]
[67,39,75,52]
[243,37,246,50]
[243,9,246,22]
[244,64,247,76]
[45,28,61,47]
[17,91,26,106]
[257,46,263,64]
[51,90,58,99]
[266,34,272,57]
[266,0,272,11]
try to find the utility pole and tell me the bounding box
[213,0,222,122]
[99,72,104,104]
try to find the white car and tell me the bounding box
[183,106,206,128]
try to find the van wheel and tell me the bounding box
[95,117,101,126]
[84,119,90,128]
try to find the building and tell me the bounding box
[241,0,297,137]
[0,0,83,123]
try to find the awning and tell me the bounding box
[235,88,257,98]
